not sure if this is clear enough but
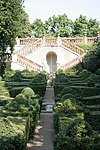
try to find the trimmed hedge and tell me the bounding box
[0,117,28,150]
[81,95,100,105]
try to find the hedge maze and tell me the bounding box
[53,70,100,150]
[0,70,47,150]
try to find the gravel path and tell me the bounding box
[26,86,55,150]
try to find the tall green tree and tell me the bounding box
[0,0,25,55]
[17,9,32,38]
[72,15,100,37]
[87,18,100,37]
[45,14,73,37]
[72,15,88,37]
[31,19,45,38]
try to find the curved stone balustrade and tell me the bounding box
[14,39,42,57]
[61,39,84,55]
[60,57,83,70]
[17,55,43,72]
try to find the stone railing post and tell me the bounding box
[97,32,100,42]
[16,37,20,45]
[42,32,46,46]
[57,33,61,46]
[83,31,87,44]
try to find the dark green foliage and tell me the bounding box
[83,42,100,72]
[65,119,93,137]
[31,14,100,38]
[79,69,91,79]
[61,93,76,101]
[0,0,23,54]
[53,70,100,150]
[0,117,28,150]
[71,86,100,98]
[10,70,24,81]
[53,72,70,96]
[30,72,47,97]
[1,87,40,139]
[95,68,100,75]
[0,0,31,57]
[31,19,45,38]
[60,87,77,98]
[5,71,47,97]
[54,99,83,116]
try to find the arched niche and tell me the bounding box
[46,51,57,74]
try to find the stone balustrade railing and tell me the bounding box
[60,57,83,71]
[18,38,40,45]
[17,55,43,72]
[62,37,83,45]
[61,37,95,45]
[61,39,84,55]
[87,37,95,45]
[16,37,95,46]
[14,39,42,57]
[45,38,57,47]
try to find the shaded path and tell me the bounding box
[26,86,55,150]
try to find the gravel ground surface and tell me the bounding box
[26,86,55,150]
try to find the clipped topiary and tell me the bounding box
[14,93,29,107]
[55,98,83,115]
[79,69,91,78]
[60,87,77,97]
[21,87,35,99]
[0,117,26,150]
[65,118,93,137]
[95,68,100,75]
[86,74,100,86]
[61,93,76,102]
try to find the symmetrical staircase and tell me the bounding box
[13,39,43,72]
[12,37,94,72]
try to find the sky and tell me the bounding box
[24,0,100,23]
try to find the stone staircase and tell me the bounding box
[12,37,90,72]
[13,39,43,72]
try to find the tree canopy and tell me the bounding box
[83,42,100,72]
[31,14,100,38]
[0,0,31,55]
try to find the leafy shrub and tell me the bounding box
[21,87,35,98]
[60,87,77,97]
[95,68,100,75]
[61,93,76,101]
[0,117,27,150]
[54,98,83,117]
[86,74,100,86]
[10,70,24,81]
[0,76,2,81]
[79,69,91,78]
[54,119,94,150]
[83,42,100,72]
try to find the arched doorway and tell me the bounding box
[46,51,57,74]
